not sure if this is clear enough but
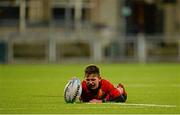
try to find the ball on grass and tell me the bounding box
[64,77,82,103]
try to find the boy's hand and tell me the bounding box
[89,99,102,103]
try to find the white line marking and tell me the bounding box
[107,103,177,107]
[0,107,25,110]
[127,84,180,88]
[87,103,177,108]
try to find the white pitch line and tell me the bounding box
[87,103,177,108]
[109,103,177,108]
[126,84,180,88]
[0,107,25,110]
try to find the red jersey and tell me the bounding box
[80,79,126,102]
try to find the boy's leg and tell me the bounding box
[117,83,127,102]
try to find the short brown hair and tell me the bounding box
[84,65,100,76]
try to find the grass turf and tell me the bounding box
[0,63,180,114]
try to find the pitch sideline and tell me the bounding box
[86,103,177,108]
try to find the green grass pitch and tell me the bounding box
[0,63,180,114]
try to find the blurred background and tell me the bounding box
[0,0,180,64]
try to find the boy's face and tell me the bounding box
[85,74,101,90]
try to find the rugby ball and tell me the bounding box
[64,77,82,103]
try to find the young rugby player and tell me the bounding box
[80,64,127,103]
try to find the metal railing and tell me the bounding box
[0,30,180,64]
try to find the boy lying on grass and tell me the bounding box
[80,64,127,103]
